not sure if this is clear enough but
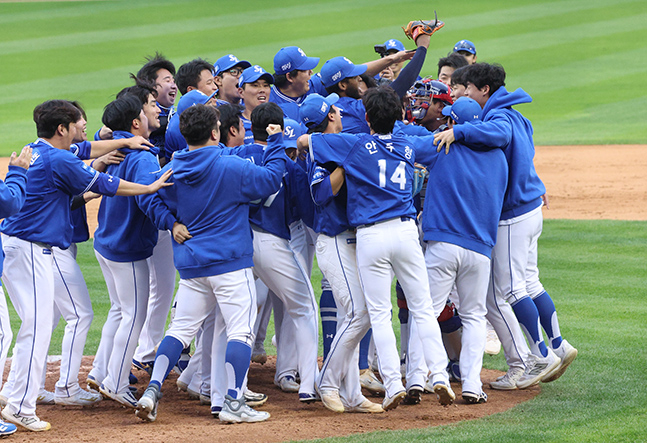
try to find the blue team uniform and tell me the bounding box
[241,117,254,144]
[0,164,28,276]
[69,140,94,243]
[336,97,370,135]
[93,131,176,262]
[307,158,352,237]
[269,75,327,122]
[1,138,120,249]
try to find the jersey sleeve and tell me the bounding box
[239,140,287,202]
[70,140,92,160]
[52,151,119,197]
[0,166,28,219]
[131,155,177,231]
[309,133,355,166]
[405,135,441,168]
[453,116,512,151]
[309,166,336,206]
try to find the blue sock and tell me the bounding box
[439,314,462,334]
[149,336,184,389]
[533,291,563,349]
[225,340,252,399]
[320,289,337,360]
[512,297,548,357]
[358,329,372,371]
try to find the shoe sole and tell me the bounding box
[99,387,137,409]
[54,398,101,406]
[433,384,456,406]
[462,392,487,404]
[542,348,578,383]
[219,411,270,424]
[517,357,561,389]
[245,396,268,408]
[382,391,406,411]
[1,411,50,432]
[489,381,518,391]
[401,388,422,405]
[87,377,100,393]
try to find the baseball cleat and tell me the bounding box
[86,374,100,393]
[277,375,299,393]
[129,371,139,385]
[446,360,461,383]
[251,352,268,365]
[298,392,319,404]
[54,389,102,406]
[244,389,268,408]
[1,406,50,432]
[135,384,162,422]
[516,349,561,389]
[132,359,154,375]
[462,390,488,404]
[219,395,270,424]
[542,340,578,383]
[318,389,344,413]
[99,383,138,409]
[176,379,188,392]
[401,386,423,405]
[359,369,385,396]
[485,327,502,355]
[186,387,200,400]
[346,399,384,413]
[211,406,222,419]
[173,347,191,375]
[432,381,456,405]
[36,390,55,405]
[489,367,524,390]
[0,419,16,436]
[382,390,406,411]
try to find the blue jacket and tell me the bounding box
[167,133,287,279]
[452,87,545,220]
[93,131,176,262]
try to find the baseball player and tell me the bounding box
[405,79,453,133]
[418,97,508,404]
[303,86,455,410]
[239,65,274,144]
[298,93,383,413]
[135,104,286,423]
[213,54,251,105]
[437,53,469,85]
[0,100,171,432]
[435,63,578,389]
[87,94,185,409]
[453,40,477,64]
[0,145,31,438]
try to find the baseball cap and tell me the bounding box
[273,46,320,76]
[441,96,481,125]
[177,89,217,115]
[384,39,405,53]
[453,40,476,55]
[299,93,339,127]
[283,118,304,148]
[213,54,251,76]
[320,57,368,88]
[238,65,274,88]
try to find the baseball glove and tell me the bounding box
[412,163,428,196]
[402,11,445,42]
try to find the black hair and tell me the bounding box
[117,77,158,104]
[362,86,401,134]
[450,65,469,87]
[217,103,244,145]
[180,104,221,146]
[68,100,87,120]
[136,52,176,84]
[437,53,469,77]
[273,69,304,90]
[102,95,143,132]
[359,73,378,89]
[306,107,336,134]
[33,100,82,138]
[176,58,214,95]
[325,82,343,96]
[251,102,284,142]
[462,63,506,96]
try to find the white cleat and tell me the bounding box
[490,367,524,390]
[485,327,502,355]
[55,389,102,406]
[1,405,50,432]
[359,369,385,396]
[516,348,561,389]
[219,395,270,424]
[432,381,456,405]
[543,339,578,383]
[36,390,55,405]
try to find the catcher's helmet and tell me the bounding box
[406,78,453,121]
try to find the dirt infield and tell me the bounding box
[0,144,645,441]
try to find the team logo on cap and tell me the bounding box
[253,65,263,73]
[298,47,306,57]
[285,126,295,138]
[388,40,396,47]
[331,71,342,82]
[229,55,238,62]
[320,102,328,113]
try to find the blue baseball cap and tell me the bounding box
[299,93,339,127]
[283,118,303,148]
[273,46,320,76]
[177,89,217,115]
[441,97,481,125]
[384,39,405,53]
[453,40,476,55]
[238,65,274,88]
[213,54,251,76]
[320,57,368,88]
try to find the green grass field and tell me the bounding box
[0,0,646,153]
[5,220,646,442]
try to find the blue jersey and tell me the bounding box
[1,138,120,249]
[452,87,545,220]
[160,133,287,279]
[336,97,370,135]
[241,117,254,144]
[0,165,28,276]
[269,75,327,122]
[419,136,508,258]
[164,113,188,162]
[93,131,176,262]
[149,104,174,152]
[307,156,351,237]
[309,132,437,226]
[393,120,432,137]
[69,140,94,243]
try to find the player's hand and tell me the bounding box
[172,222,192,244]
[541,193,550,209]
[296,134,309,160]
[98,125,113,140]
[146,168,174,193]
[380,66,394,81]
[124,136,153,151]
[434,128,455,154]
[266,124,282,135]
[388,50,415,64]
[93,150,126,172]
[9,145,32,170]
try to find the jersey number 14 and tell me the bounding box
[378,159,407,190]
